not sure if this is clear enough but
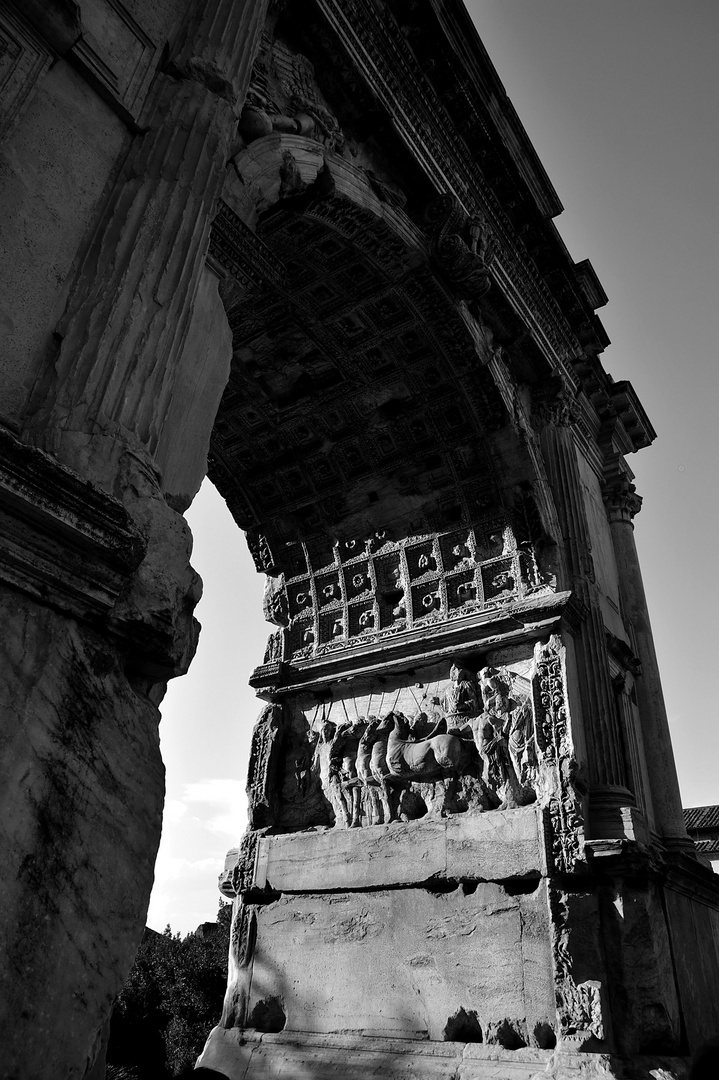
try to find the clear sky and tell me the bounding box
[147,1,719,935]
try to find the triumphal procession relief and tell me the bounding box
[1,1,718,1077]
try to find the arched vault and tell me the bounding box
[207,134,558,666]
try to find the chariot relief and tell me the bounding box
[269,648,573,833]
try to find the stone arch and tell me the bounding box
[202,133,558,665]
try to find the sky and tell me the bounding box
[147,1,719,935]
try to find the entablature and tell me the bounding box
[261,0,651,450]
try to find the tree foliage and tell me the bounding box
[106,902,232,1078]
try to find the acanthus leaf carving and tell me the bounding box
[532,635,586,875]
[530,377,581,432]
[549,883,605,1045]
[603,476,643,523]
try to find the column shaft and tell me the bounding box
[606,494,690,847]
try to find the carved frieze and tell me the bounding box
[267,642,582,845]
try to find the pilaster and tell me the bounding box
[603,473,692,850]
[533,383,636,836]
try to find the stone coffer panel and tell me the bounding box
[246,880,555,1045]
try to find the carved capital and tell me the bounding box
[531,378,580,430]
[603,477,642,523]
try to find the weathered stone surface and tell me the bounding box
[254,808,543,893]
[155,264,234,509]
[662,882,719,1055]
[242,883,554,1043]
[198,1028,689,1080]
[0,589,164,1079]
[0,56,126,422]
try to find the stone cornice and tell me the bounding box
[0,429,145,621]
[314,0,583,382]
[250,588,572,696]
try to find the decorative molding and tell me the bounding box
[0,429,144,620]
[0,6,52,141]
[209,199,287,292]
[251,590,573,696]
[69,0,159,125]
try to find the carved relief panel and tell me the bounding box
[253,636,581,847]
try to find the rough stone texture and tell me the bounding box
[662,882,719,1055]
[254,809,543,893]
[0,433,200,1077]
[245,882,554,1043]
[198,1029,689,1080]
[596,876,681,1056]
[0,589,164,1079]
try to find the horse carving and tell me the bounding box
[356,714,394,823]
[385,711,462,779]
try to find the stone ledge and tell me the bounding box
[197,1027,688,1079]
[253,807,545,893]
[251,591,573,695]
[0,429,144,619]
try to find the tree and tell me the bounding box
[106,902,232,1078]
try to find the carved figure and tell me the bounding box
[331,720,366,827]
[314,719,353,828]
[386,711,462,778]
[471,668,533,809]
[356,714,394,824]
[443,663,481,731]
[506,683,537,789]
[293,738,313,799]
